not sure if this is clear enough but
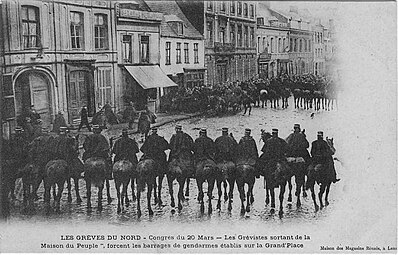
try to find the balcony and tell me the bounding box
[214,42,235,53]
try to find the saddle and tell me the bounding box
[286,157,305,164]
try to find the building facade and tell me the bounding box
[145,1,205,89]
[1,0,117,135]
[313,22,325,75]
[178,0,258,86]
[256,2,290,78]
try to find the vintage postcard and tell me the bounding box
[0,0,396,253]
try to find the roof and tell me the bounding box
[145,0,203,39]
[272,8,310,22]
[124,65,178,89]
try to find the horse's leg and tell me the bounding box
[207,178,215,214]
[121,181,128,212]
[279,182,286,217]
[287,177,293,204]
[310,184,319,211]
[153,176,158,204]
[319,184,326,210]
[147,182,154,216]
[295,173,303,208]
[86,179,92,211]
[223,180,228,202]
[157,174,164,206]
[131,177,136,201]
[228,178,235,211]
[137,180,142,217]
[56,181,65,213]
[52,184,56,207]
[177,177,184,211]
[185,177,190,197]
[237,182,245,214]
[98,182,104,212]
[74,177,82,203]
[216,179,222,210]
[22,179,28,209]
[124,177,131,207]
[167,174,175,208]
[115,178,121,214]
[246,183,253,213]
[106,179,112,204]
[44,180,51,215]
[270,187,275,214]
[196,179,204,213]
[325,182,331,206]
[265,180,270,205]
[67,178,72,203]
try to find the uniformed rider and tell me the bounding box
[5,127,28,167]
[263,129,288,162]
[169,125,194,162]
[111,129,139,164]
[237,128,258,168]
[27,126,54,166]
[53,127,78,165]
[285,124,310,162]
[193,128,216,162]
[140,127,170,173]
[83,125,112,178]
[214,127,238,163]
[308,131,340,183]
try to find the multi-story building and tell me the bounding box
[115,1,177,113]
[313,21,325,75]
[324,19,337,76]
[145,0,205,89]
[177,0,257,86]
[256,2,290,78]
[1,0,118,135]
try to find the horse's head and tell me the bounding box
[326,137,336,154]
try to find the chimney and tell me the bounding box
[289,6,298,14]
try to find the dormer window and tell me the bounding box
[169,21,184,36]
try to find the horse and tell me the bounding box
[195,158,219,214]
[84,157,111,212]
[43,160,69,214]
[259,89,268,108]
[136,158,157,217]
[235,159,256,214]
[137,112,151,142]
[280,88,290,109]
[216,160,236,211]
[167,151,194,212]
[113,159,138,213]
[19,163,41,213]
[306,137,337,211]
[286,156,307,208]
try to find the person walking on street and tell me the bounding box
[78,106,91,132]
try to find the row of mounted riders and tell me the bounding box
[3,125,337,218]
[166,74,338,116]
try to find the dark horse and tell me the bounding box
[216,160,236,211]
[306,137,337,211]
[20,163,42,213]
[84,157,111,212]
[195,158,219,214]
[136,158,157,217]
[286,156,307,208]
[113,159,138,213]
[167,151,194,212]
[235,159,256,214]
[43,159,69,214]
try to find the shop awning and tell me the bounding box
[124,65,178,89]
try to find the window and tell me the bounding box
[21,6,40,49]
[140,35,149,63]
[249,4,254,18]
[169,21,183,36]
[237,25,242,47]
[244,26,248,47]
[308,40,311,51]
[184,43,189,63]
[299,39,303,52]
[263,37,266,52]
[237,1,242,16]
[250,27,254,47]
[243,3,248,17]
[257,37,260,53]
[176,42,181,64]
[70,12,84,49]
[270,37,274,53]
[207,20,213,44]
[230,23,235,45]
[207,1,213,11]
[122,35,132,63]
[230,1,235,14]
[304,39,307,52]
[294,38,297,52]
[219,26,226,44]
[97,68,112,108]
[94,14,108,50]
[278,38,282,53]
[283,38,287,52]
[166,42,171,65]
[220,1,226,12]
[257,17,264,25]
[194,43,199,63]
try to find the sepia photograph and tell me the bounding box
[0,0,396,253]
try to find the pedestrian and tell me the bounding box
[78,106,91,132]
[112,129,139,165]
[53,111,67,134]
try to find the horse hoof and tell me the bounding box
[171,201,175,208]
[325,201,329,206]
[228,205,232,211]
[171,208,176,214]
[126,202,130,207]
[279,211,284,218]
[98,206,103,212]
[270,208,275,214]
[224,196,228,202]
[185,192,189,197]
[158,200,163,206]
[315,205,319,212]
[246,207,250,213]
[77,198,83,204]
[178,204,182,211]
[132,197,136,202]
[320,205,324,210]
[137,211,142,218]
[288,204,292,209]
[250,197,254,204]
[240,208,245,215]
[297,202,302,208]
[200,204,205,213]
[265,198,270,205]
[149,210,154,216]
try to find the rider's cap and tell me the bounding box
[245,128,251,134]
[317,131,324,136]
[151,127,158,132]
[42,126,49,132]
[272,128,279,133]
[92,125,100,130]
[122,128,128,133]
[222,127,228,132]
[59,126,68,132]
[294,124,300,129]
[175,125,182,130]
[15,126,23,132]
[200,128,207,133]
